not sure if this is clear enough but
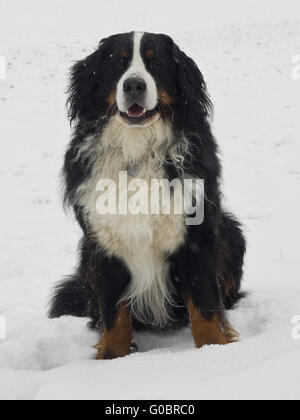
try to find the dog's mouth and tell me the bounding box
[120,104,159,125]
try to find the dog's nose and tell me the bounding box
[123,77,147,99]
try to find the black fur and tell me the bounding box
[49,32,246,335]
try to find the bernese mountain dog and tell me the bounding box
[49,32,246,360]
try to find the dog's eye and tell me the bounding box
[149,59,164,70]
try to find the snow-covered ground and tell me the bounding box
[0,0,300,400]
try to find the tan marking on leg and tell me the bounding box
[186,297,239,349]
[94,305,132,360]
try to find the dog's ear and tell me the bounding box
[67,39,107,123]
[172,43,213,131]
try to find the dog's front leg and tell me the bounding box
[94,304,132,360]
[185,296,238,348]
[92,252,133,360]
[171,222,239,349]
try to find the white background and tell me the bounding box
[0,0,300,400]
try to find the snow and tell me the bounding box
[1,0,300,400]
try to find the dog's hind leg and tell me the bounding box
[49,238,98,322]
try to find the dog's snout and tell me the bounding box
[123,77,147,99]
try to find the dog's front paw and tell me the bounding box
[93,340,137,360]
[93,341,118,360]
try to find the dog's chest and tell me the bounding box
[80,152,186,260]
[77,121,188,326]
[78,119,187,262]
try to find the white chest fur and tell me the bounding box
[77,117,187,327]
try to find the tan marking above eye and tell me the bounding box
[145,49,155,59]
[120,50,129,58]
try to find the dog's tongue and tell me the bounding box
[127,104,145,117]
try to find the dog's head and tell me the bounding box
[68,32,212,131]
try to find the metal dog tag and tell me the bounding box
[127,163,142,177]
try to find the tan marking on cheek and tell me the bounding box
[145,49,155,59]
[186,296,239,348]
[93,304,132,360]
[158,89,174,105]
[120,50,129,58]
[106,90,116,106]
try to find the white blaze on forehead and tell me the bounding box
[116,32,157,112]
